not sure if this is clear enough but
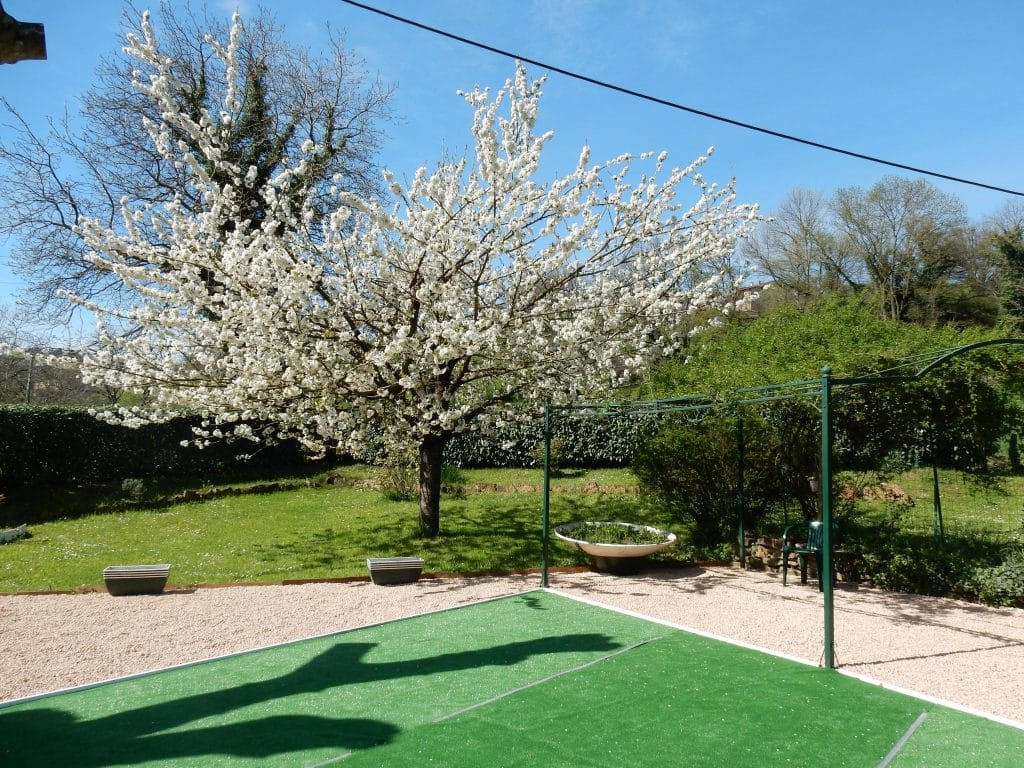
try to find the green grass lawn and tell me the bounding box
[1,465,1020,593]
[849,467,1024,537]
[0,468,664,593]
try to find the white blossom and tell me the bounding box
[49,13,759,529]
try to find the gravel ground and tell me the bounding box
[1,566,1021,727]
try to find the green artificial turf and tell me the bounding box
[0,591,666,767]
[353,631,1024,768]
[2,591,1021,767]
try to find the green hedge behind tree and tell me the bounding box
[0,406,317,487]
[0,406,659,487]
[443,413,660,468]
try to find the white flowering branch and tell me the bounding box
[65,13,757,534]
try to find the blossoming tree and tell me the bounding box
[68,13,757,536]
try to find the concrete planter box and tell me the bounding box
[103,564,171,596]
[367,557,424,585]
[0,524,28,544]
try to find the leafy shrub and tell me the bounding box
[378,444,418,502]
[633,414,785,548]
[855,532,1006,598]
[861,548,959,596]
[1010,433,1022,473]
[532,436,567,473]
[120,478,146,501]
[440,464,468,498]
[561,522,669,545]
[969,549,1024,607]
[681,541,734,563]
[379,450,467,502]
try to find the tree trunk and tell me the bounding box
[418,435,446,537]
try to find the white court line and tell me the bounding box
[433,636,668,723]
[545,588,1024,732]
[877,712,928,768]
[305,751,352,768]
[836,668,1024,732]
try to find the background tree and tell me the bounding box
[929,223,1001,329]
[742,187,859,305]
[986,200,1024,329]
[0,305,113,404]
[831,176,969,324]
[60,15,757,537]
[745,178,1000,327]
[0,0,393,318]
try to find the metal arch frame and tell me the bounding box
[540,380,822,578]
[817,337,1024,668]
[541,338,1024,671]
[832,338,1024,386]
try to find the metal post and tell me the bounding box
[541,400,552,588]
[736,417,746,568]
[820,367,835,669]
[926,411,944,541]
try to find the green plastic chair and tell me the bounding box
[781,520,828,590]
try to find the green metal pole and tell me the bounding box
[820,366,835,669]
[929,413,944,542]
[736,417,746,568]
[541,400,552,588]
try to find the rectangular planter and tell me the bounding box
[0,524,27,544]
[103,564,171,596]
[366,557,424,585]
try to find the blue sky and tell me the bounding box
[1,0,1021,334]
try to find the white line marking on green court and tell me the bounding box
[433,635,668,723]
[877,712,928,768]
[306,751,353,767]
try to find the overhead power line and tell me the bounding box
[340,0,1023,198]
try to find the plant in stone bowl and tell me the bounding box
[554,521,676,574]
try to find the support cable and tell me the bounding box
[339,0,1024,198]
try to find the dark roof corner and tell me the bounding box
[0,1,46,64]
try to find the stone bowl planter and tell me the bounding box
[554,522,676,574]
[103,564,171,596]
[367,557,425,585]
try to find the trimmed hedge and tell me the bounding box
[0,406,315,487]
[0,406,657,487]
[443,413,660,468]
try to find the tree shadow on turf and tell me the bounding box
[0,632,621,766]
[0,708,395,766]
